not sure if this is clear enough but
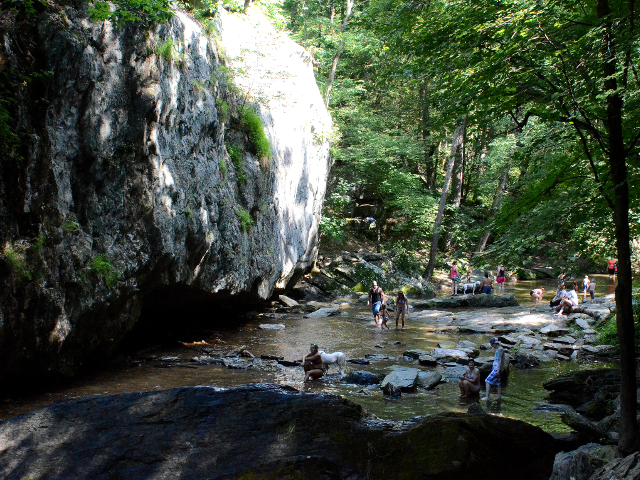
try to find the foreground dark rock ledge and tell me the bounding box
[0,384,556,480]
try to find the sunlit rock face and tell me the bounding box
[0,8,331,384]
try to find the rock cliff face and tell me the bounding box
[0,7,331,386]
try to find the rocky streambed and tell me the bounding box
[1,287,633,479]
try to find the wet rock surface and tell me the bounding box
[0,384,558,480]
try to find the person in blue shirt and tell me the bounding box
[555,283,580,316]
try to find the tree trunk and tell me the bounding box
[424,116,466,280]
[324,0,354,108]
[243,0,253,14]
[475,167,509,253]
[450,119,466,209]
[420,81,436,189]
[597,0,639,455]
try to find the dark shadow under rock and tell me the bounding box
[0,384,557,480]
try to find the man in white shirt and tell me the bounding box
[555,283,579,316]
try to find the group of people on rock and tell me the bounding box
[450,261,506,296]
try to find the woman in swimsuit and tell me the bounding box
[300,344,324,382]
[395,291,409,329]
[496,264,506,294]
[459,358,480,397]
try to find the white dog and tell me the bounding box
[319,350,346,375]
[462,281,481,295]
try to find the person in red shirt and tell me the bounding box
[451,261,460,296]
[608,257,617,281]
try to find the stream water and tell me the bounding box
[0,274,618,434]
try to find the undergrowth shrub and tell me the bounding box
[240,106,271,161]
[90,254,120,288]
[597,300,640,352]
[3,244,31,280]
[236,207,254,232]
[226,142,246,183]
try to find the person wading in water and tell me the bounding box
[367,280,386,329]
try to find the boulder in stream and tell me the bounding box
[343,370,382,385]
[381,367,420,394]
[304,307,341,318]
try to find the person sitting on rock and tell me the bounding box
[549,285,567,308]
[299,343,324,382]
[530,287,545,302]
[482,338,504,404]
[555,283,579,316]
[459,358,481,397]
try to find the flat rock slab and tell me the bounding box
[417,371,444,389]
[348,358,370,365]
[259,323,286,330]
[540,324,571,337]
[403,349,430,359]
[0,384,557,480]
[278,295,299,307]
[364,354,392,361]
[343,370,381,385]
[222,358,254,369]
[575,319,593,329]
[432,348,471,364]
[554,336,576,345]
[192,355,224,365]
[413,294,519,309]
[444,365,468,381]
[304,307,340,318]
[543,343,576,357]
[515,335,541,348]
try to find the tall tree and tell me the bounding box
[324,0,355,107]
[425,115,466,280]
[380,0,640,453]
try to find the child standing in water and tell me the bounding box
[589,277,596,303]
[483,337,504,404]
[379,304,390,330]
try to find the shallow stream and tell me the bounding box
[0,275,618,434]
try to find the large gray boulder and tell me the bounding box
[0,7,331,385]
[381,367,420,394]
[0,384,557,480]
[589,451,640,480]
[549,443,617,480]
